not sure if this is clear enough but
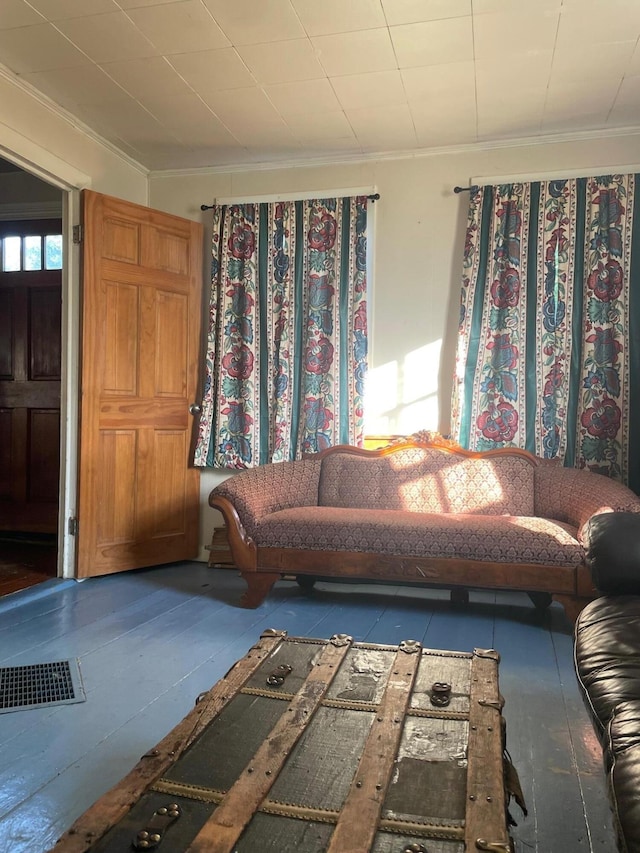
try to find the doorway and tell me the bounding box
[0,157,63,597]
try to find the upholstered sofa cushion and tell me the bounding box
[254,507,582,565]
[318,447,536,516]
[575,596,640,738]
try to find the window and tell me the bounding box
[0,221,63,272]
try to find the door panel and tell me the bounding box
[0,226,61,533]
[77,190,203,577]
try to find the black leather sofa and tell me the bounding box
[574,512,640,853]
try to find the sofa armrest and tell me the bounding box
[583,512,640,594]
[534,462,640,540]
[208,458,322,539]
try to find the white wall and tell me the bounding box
[0,71,147,201]
[150,130,640,559]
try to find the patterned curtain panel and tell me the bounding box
[194,196,368,468]
[452,175,640,493]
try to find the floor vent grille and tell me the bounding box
[0,659,86,713]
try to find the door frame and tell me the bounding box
[0,145,91,579]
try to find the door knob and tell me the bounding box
[189,403,201,415]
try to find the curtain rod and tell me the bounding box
[200,192,380,211]
[453,185,479,194]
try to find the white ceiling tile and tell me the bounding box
[477,116,544,141]
[390,17,473,68]
[26,0,119,20]
[168,48,255,92]
[235,123,301,147]
[473,0,560,11]
[203,86,287,131]
[477,85,546,117]
[401,61,474,102]
[237,38,325,84]
[141,93,240,146]
[414,116,477,147]
[627,42,640,76]
[285,137,362,156]
[75,97,174,143]
[475,51,553,88]
[542,109,610,134]
[477,88,545,139]
[21,65,129,106]
[0,0,45,29]
[285,110,354,141]
[312,28,397,76]
[545,76,623,113]
[2,0,640,171]
[549,41,636,80]
[56,11,159,63]
[346,102,418,148]
[100,56,193,99]
[614,74,640,108]
[556,5,640,49]
[116,0,180,6]
[409,95,476,127]
[171,146,253,169]
[265,79,342,118]
[0,23,91,73]
[608,103,640,127]
[381,0,471,26]
[202,0,306,45]
[473,10,559,60]
[127,1,229,55]
[291,0,386,36]
[330,70,406,110]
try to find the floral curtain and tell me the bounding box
[452,175,640,494]
[194,196,368,468]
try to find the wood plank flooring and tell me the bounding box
[0,563,614,853]
[0,536,57,597]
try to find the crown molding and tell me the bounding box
[149,123,640,179]
[0,63,149,180]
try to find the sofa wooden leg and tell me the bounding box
[450,587,469,607]
[553,594,592,625]
[240,572,279,608]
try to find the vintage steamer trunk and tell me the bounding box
[51,630,519,853]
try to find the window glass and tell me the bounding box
[3,237,21,271]
[45,235,63,270]
[24,236,42,271]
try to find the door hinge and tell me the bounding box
[68,517,78,536]
[72,224,83,244]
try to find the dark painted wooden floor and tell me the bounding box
[0,563,614,853]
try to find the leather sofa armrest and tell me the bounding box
[583,512,640,594]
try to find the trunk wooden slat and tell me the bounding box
[50,631,517,853]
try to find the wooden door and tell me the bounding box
[0,220,62,533]
[77,191,203,578]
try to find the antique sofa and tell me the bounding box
[574,512,640,852]
[209,439,640,619]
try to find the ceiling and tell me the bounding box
[1,0,640,173]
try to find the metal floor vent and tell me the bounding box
[0,659,86,713]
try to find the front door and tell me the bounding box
[77,191,203,577]
[0,220,62,533]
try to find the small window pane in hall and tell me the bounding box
[45,235,63,270]
[3,236,21,271]
[24,236,42,271]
